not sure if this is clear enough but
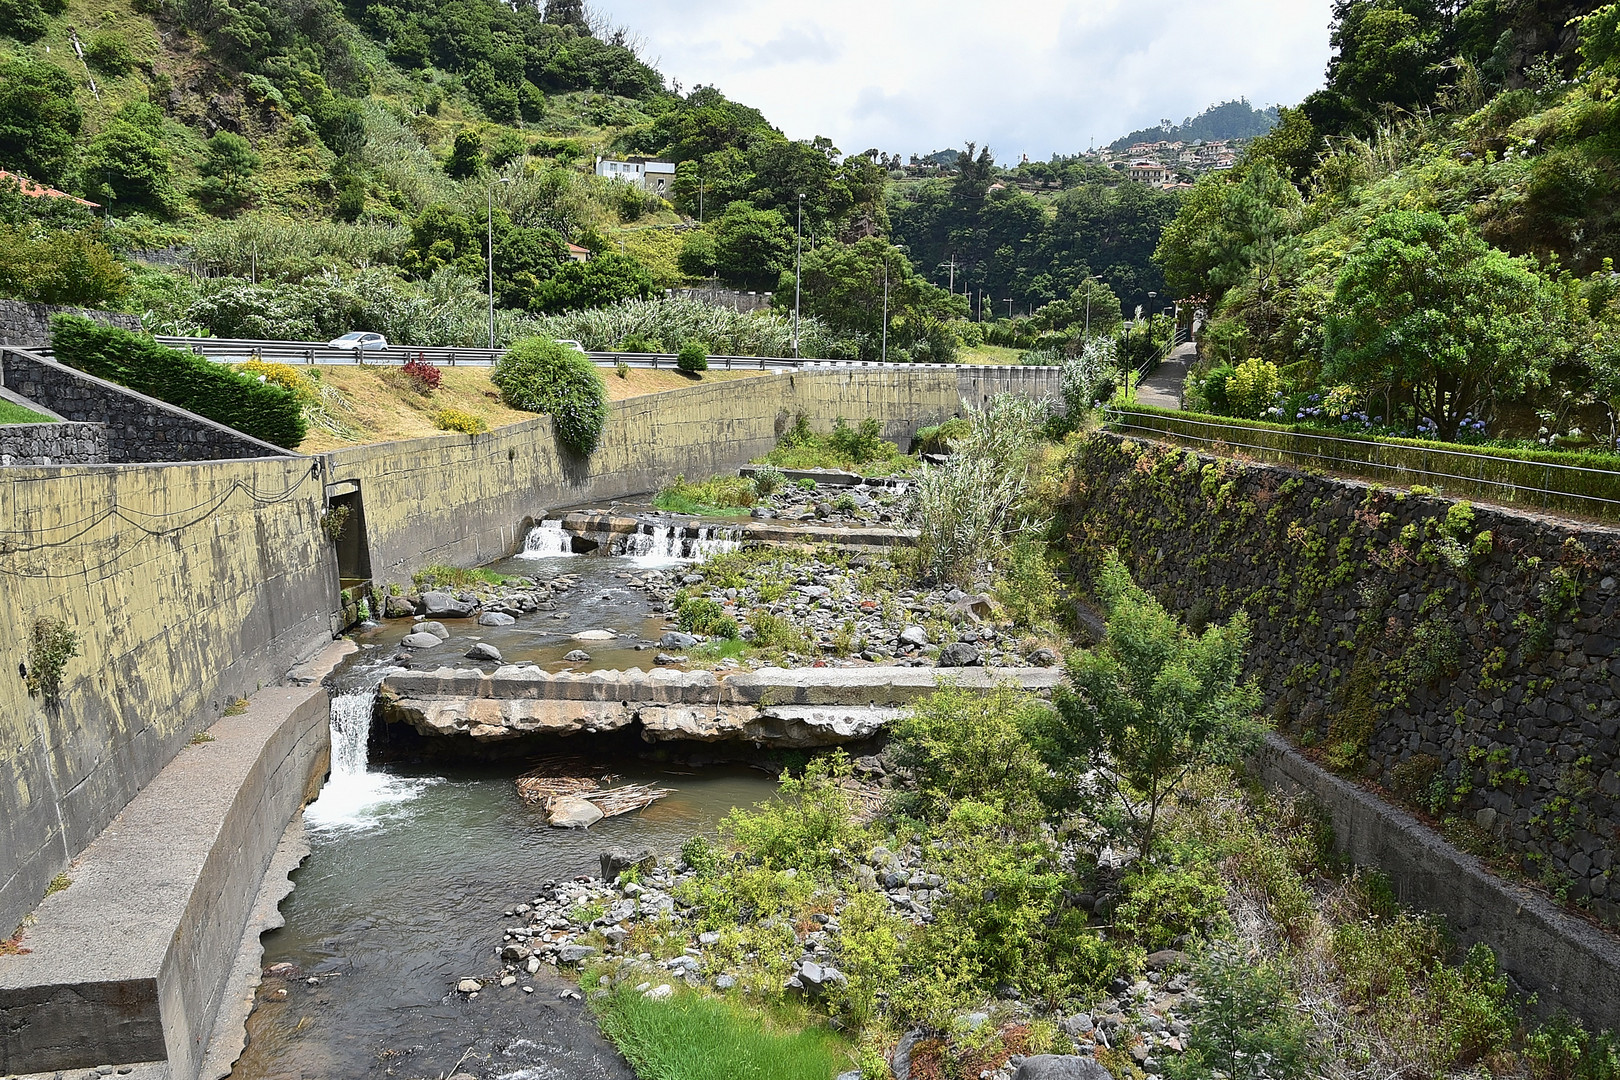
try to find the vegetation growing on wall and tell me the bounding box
[490,334,607,452]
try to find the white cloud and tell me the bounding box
[592,0,1334,160]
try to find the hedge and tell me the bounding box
[491,336,609,454]
[1106,403,1620,520]
[50,315,307,448]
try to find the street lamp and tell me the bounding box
[881,244,909,364]
[793,193,805,359]
[487,176,515,351]
[1003,298,1015,319]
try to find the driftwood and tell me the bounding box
[516,757,671,819]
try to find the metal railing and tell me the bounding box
[1105,406,1620,519]
[144,336,1062,373]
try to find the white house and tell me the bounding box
[594,157,676,196]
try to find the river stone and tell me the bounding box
[383,594,418,618]
[557,944,597,964]
[402,632,443,649]
[564,649,592,662]
[466,643,502,662]
[478,611,517,627]
[421,591,476,618]
[891,1029,923,1080]
[456,979,482,993]
[602,847,657,880]
[549,796,605,828]
[1014,1057,1114,1080]
[937,642,981,667]
[643,984,674,1000]
[659,631,698,649]
[899,625,929,647]
[574,629,616,641]
[417,621,450,639]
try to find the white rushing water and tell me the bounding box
[304,683,434,831]
[627,523,740,565]
[517,519,574,558]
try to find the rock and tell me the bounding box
[1062,1013,1095,1037]
[564,649,592,662]
[1013,1057,1114,1080]
[715,974,736,990]
[402,632,443,649]
[601,847,657,880]
[937,642,981,667]
[456,979,482,993]
[660,631,699,649]
[643,984,674,1000]
[501,943,532,961]
[899,625,929,648]
[383,594,418,618]
[891,1029,923,1080]
[416,621,450,638]
[1029,647,1058,667]
[1145,949,1189,972]
[548,796,605,828]
[574,629,616,641]
[751,508,774,519]
[556,944,597,964]
[422,591,476,618]
[654,653,683,665]
[478,611,517,627]
[466,643,503,662]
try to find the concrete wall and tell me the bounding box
[1,348,288,464]
[1068,433,1620,929]
[665,287,774,314]
[0,421,108,466]
[328,365,1049,582]
[0,457,338,937]
[0,300,140,348]
[1259,734,1620,1027]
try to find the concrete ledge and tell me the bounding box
[0,684,331,1079]
[1258,732,1620,1028]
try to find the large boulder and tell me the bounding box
[936,642,981,667]
[478,611,516,627]
[1013,1057,1113,1080]
[659,631,698,649]
[383,594,419,618]
[898,626,929,648]
[401,632,443,649]
[601,847,657,881]
[548,796,604,828]
[417,621,450,639]
[421,591,477,618]
[466,643,503,662]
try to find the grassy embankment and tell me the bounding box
[0,401,50,424]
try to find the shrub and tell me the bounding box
[677,339,709,373]
[827,417,887,464]
[720,753,864,872]
[747,610,815,653]
[888,684,1052,830]
[617,332,661,353]
[51,315,306,447]
[401,356,442,392]
[1112,865,1229,950]
[492,336,609,453]
[1227,357,1282,418]
[26,616,79,706]
[750,465,786,496]
[0,226,130,307]
[235,359,318,406]
[677,596,736,637]
[434,408,487,434]
[1168,947,1315,1080]
[84,32,134,76]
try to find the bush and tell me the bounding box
[84,32,134,75]
[51,315,306,447]
[750,465,786,496]
[401,356,442,393]
[888,684,1051,829]
[1227,357,1282,419]
[0,226,129,307]
[1168,947,1315,1080]
[492,336,609,453]
[1112,865,1229,950]
[434,408,488,434]
[235,359,318,405]
[677,339,709,372]
[677,596,736,637]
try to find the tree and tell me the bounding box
[194,131,260,216]
[0,0,49,42]
[530,251,654,314]
[542,0,585,28]
[783,236,964,360]
[710,202,792,290]
[82,101,178,216]
[400,202,483,278]
[0,58,82,186]
[1154,165,1303,303]
[1040,551,1263,856]
[0,226,129,306]
[1030,278,1123,336]
[1324,210,1553,437]
[444,130,484,179]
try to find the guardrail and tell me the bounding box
[145,336,1061,374]
[1104,406,1620,521]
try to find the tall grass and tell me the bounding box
[593,987,851,1080]
[530,297,844,358]
[188,214,410,281]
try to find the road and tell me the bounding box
[1135,339,1196,409]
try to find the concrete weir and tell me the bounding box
[0,642,352,1080]
[380,665,1064,747]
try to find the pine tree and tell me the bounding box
[543,0,586,28]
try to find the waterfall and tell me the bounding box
[519,519,573,558]
[628,523,740,564]
[305,678,433,830]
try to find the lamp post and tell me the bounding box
[880,244,909,364]
[1004,298,1015,319]
[1084,278,1092,336]
[487,176,514,351]
[793,193,805,359]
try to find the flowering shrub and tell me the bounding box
[401,356,442,393]
[433,407,487,434]
[1227,357,1282,418]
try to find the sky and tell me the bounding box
[591,0,1336,163]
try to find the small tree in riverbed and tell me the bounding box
[1038,550,1264,856]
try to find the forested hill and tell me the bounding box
[1107,99,1280,150]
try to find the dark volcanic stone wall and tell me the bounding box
[1071,433,1620,927]
[0,300,139,347]
[0,422,108,465]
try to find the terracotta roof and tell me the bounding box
[0,171,100,208]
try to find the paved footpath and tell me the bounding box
[1135,340,1197,410]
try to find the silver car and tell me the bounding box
[328,331,389,351]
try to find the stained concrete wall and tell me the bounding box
[0,458,338,938]
[328,365,1055,582]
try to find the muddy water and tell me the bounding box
[230,550,780,1080]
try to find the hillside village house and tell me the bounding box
[1127,160,1176,184]
[594,157,676,196]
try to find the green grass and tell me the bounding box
[411,564,509,590]
[654,475,759,516]
[592,987,853,1080]
[0,401,50,424]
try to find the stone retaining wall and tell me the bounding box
[1,349,287,463]
[0,299,139,348]
[1070,433,1620,929]
[0,421,108,465]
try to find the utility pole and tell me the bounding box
[793,194,805,359]
[1004,298,1015,319]
[948,254,955,293]
[487,177,513,351]
[1084,278,1092,336]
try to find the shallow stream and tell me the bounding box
[230,542,778,1080]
